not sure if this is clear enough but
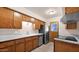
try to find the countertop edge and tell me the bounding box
[54,38,79,45]
[0,33,43,42]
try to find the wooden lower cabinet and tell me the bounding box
[25,38,33,52]
[15,43,25,52]
[25,36,39,52]
[32,37,38,49]
[0,46,15,52]
[0,36,39,52]
[15,38,25,52]
[54,40,79,52]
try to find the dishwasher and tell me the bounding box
[38,35,43,46]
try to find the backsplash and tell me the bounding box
[0,21,38,35]
[0,29,38,35]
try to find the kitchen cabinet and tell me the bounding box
[25,36,39,52]
[15,43,25,52]
[40,21,45,25]
[25,37,33,52]
[65,7,79,14]
[0,35,39,52]
[54,39,79,52]
[0,8,22,29]
[0,40,15,52]
[34,19,45,29]
[14,12,22,29]
[22,15,31,22]
[66,22,77,29]
[32,37,39,49]
[34,19,41,29]
[15,39,25,52]
[0,46,15,52]
[0,8,14,28]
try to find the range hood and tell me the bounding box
[61,12,79,23]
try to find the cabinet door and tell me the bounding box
[14,12,22,29]
[65,7,79,14]
[32,37,38,49]
[0,8,14,28]
[15,43,25,52]
[66,23,77,29]
[25,38,33,52]
[22,15,31,22]
[34,19,41,29]
[0,46,15,52]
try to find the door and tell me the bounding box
[49,22,58,42]
[0,8,14,28]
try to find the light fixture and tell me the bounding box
[46,9,56,15]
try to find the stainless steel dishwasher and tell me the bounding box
[38,35,43,46]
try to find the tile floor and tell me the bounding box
[31,42,54,52]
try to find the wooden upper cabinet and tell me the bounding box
[14,12,22,29]
[0,8,14,28]
[22,15,31,22]
[34,19,41,29]
[65,7,79,14]
[66,22,77,29]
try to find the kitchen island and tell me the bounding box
[54,38,79,52]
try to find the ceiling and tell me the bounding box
[25,7,64,20]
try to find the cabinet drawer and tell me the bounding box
[0,40,15,48]
[15,39,25,44]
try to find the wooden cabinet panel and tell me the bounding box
[66,22,77,29]
[15,39,25,44]
[22,15,31,22]
[0,40,15,49]
[65,7,79,14]
[15,43,25,52]
[15,38,25,52]
[14,12,22,29]
[25,36,38,52]
[25,39,30,52]
[32,37,38,49]
[25,38,33,52]
[0,46,15,52]
[0,8,14,28]
[54,40,79,52]
[34,19,41,29]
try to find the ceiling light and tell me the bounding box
[46,9,56,15]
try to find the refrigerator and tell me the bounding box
[39,24,49,44]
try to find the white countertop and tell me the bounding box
[54,38,79,45]
[0,33,43,42]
